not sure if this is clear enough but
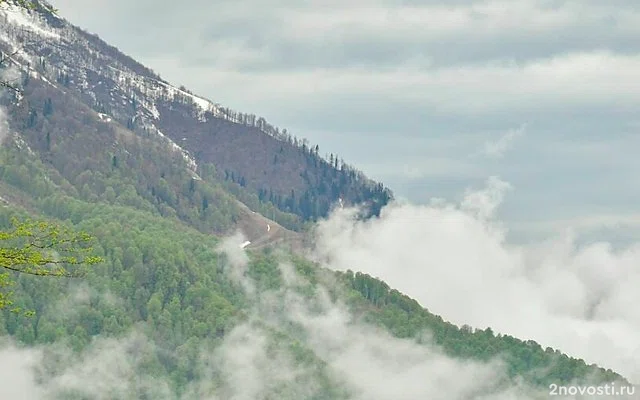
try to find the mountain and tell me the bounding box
[0,2,633,398]
[0,0,392,234]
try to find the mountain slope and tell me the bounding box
[0,2,634,398]
[0,1,392,231]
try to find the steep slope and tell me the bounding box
[0,140,630,396]
[0,2,634,397]
[0,133,624,399]
[0,1,392,231]
[0,2,313,244]
[0,69,307,248]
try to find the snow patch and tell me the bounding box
[156,81,212,111]
[12,133,34,156]
[105,65,232,125]
[0,44,57,91]
[0,3,61,40]
[97,113,112,122]
[147,102,160,120]
[33,70,55,86]
[153,127,200,178]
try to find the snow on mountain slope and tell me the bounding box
[1,1,394,228]
[1,1,301,147]
[154,127,199,175]
[1,2,60,40]
[0,2,301,181]
[1,2,211,176]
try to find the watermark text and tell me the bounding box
[549,382,637,397]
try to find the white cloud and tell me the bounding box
[312,177,640,383]
[0,343,44,399]
[183,254,548,399]
[216,231,255,295]
[0,330,174,399]
[460,176,511,220]
[482,123,527,158]
[274,0,634,45]
[136,50,640,123]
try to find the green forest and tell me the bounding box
[0,127,626,398]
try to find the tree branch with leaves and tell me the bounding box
[0,218,103,312]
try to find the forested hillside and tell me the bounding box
[0,147,626,397]
[0,2,633,399]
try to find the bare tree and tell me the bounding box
[0,50,21,93]
[0,0,57,91]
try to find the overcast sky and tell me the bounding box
[52,0,640,244]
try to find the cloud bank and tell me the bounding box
[184,243,545,400]
[312,176,640,384]
[0,229,563,399]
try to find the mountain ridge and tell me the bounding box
[1,1,392,231]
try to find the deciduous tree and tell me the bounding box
[0,218,102,312]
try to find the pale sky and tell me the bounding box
[51,0,640,245]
